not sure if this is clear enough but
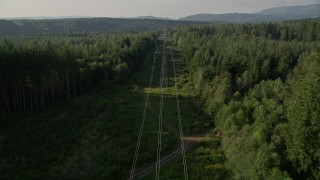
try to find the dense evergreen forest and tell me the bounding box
[0,17,320,179]
[0,33,155,122]
[167,18,320,179]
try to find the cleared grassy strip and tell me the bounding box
[0,53,178,179]
[144,133,228,180]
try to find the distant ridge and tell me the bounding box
[0,18,202,37]
[257,4,320,16]
[3,16,92,20]
[1,4,320,37]
[132,16,172,20]
[180,4,320,23]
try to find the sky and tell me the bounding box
[0,0,319,19]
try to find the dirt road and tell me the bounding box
[131,129,212,179]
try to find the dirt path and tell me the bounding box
[131,129,212,179]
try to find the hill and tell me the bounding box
[132,16,172,20]
[180,13,268,23]
[3,16,91,20]
[257,4,320,18]
[180,4,320,23]
[0,17,200,37]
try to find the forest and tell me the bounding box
[166,17,320,179]
[0,17,320,179]
[0,18,201,37]
[0,32,156,123]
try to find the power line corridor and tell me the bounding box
[129,29,188,180]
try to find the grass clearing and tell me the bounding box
[144,133,228,180]
[0,51,217,179]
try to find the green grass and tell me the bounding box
[144,133,229,180]
[0,83,179,179]
[136,57,214,135]
[0,51,219,179]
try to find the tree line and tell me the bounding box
[0,18,201,37]
[0,33,155,123]
[170,18,320,179]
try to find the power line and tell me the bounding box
[154,36,160,54]
[171,52,189,180]
[129,51,157,180]
[155,46,165,180]
[155,28,169,180]
[130,29,189,180]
